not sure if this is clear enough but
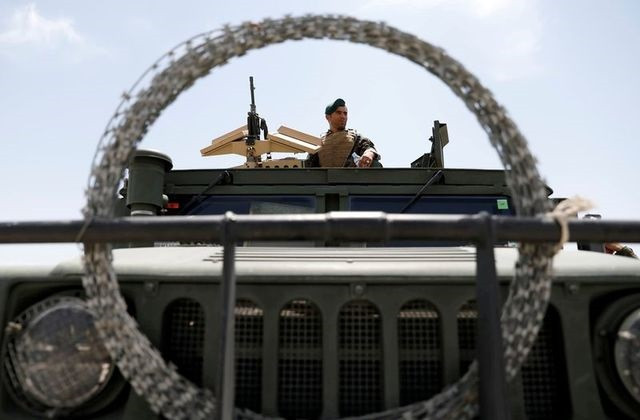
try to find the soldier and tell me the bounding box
[306,98,381,167]
[605,242,639,258]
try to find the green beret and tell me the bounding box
[325,98,346,115]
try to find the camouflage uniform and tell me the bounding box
[305,129,380,167]
[614,246,638,259]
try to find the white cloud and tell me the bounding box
[0,4,84,47]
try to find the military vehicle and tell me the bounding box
[1,14,640,420]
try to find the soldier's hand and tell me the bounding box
[358,150,375,167]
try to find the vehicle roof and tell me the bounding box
[165,167,519,196]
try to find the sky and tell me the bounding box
[1,0,639,264]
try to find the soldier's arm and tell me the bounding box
[355,135,380,160]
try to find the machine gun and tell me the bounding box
[246,77,269,157]
[200,77,319,168]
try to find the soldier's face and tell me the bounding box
[326,106,348,131]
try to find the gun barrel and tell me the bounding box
[249,76,256,112]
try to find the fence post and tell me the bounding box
[216,212,237,420]
[476,213,511,420]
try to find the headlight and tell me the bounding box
[3,296,114,413]
[615,308,640,403]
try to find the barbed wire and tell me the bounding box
[81,14,555,419]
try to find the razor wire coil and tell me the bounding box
[82,14,556,419]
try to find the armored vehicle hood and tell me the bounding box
[34,246,640,281]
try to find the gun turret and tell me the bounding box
[201,79,317,169]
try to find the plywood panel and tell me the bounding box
[278,125,322,146]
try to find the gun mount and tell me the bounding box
[411,120,450,168]
[200,78,321,168]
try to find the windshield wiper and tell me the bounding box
[180,170,233,215]
[400,170,443,213]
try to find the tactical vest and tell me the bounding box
[317,130,357,167]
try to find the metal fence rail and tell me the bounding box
[2,213,640,244]
[2,212,640,420]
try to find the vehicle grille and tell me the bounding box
[235,299,263,413]
[456,301,571,420]
[398,300,442,405]
[520,306,571,419]
[457,301,477,374]
[338,300,383,417]
[278,299,322,419]
[163,298,205,386]
[163,295,568,419]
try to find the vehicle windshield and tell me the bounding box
[349,195,513,246]
[349,195,514,215]
[188,195,316,215]
[185,194,513,247]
